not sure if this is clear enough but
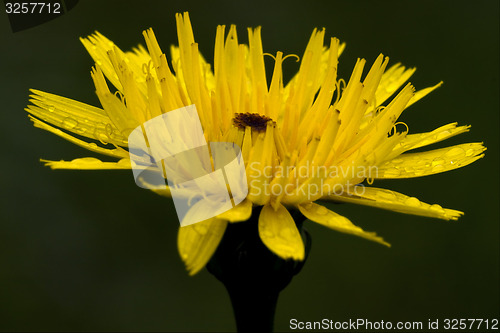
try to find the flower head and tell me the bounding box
[26,12,485,274]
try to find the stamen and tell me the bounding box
[114,90,125,102]
[264,53,300,63]
[390,121,410,136]
[282,54,300,62]
[263,53,276,61]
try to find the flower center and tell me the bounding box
[232,113,275,132]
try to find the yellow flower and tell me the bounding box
[26,12,485,275]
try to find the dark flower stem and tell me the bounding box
[225,281,279,332]
[207,207,311,332]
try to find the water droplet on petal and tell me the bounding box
[279,228,294,239]
[383,167,401,177]
[74,127,87,135]
[431,158,445,167]
[465,149,475,157]
[62,117,78,129]
[377,190,397,201]
[195,224,208,235]
[430,204,443,211]
[436,132,449,140]
[432,164,445,173]
[96,132,109,145]
[78,157,101,163]
[413,169,426,176]
[262,230,274,238]
[405,197,421,207]
[316,205,328,215]
[445,147,465,158]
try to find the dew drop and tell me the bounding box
[405,197,421,207]
[62,117,78,129]
[316,205,328,215]
[413,169,426,176]
[436,132,449,140]
[430,204,443,211]
[195,224,208,235]
[465,149,475,157]
[48,106,55,113]
[78,157,101,163]
[96,132,109,145]
[383,167,401,178]
[431,158,445,167]
[74,127,87,135]
[377,191,397,201]
[404,167,415,174]
[279,228,294,239]
[444,147,465,158]
[391,158,404,165]
[262,230,274,238]
[432,164,445,173]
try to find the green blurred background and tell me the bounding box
[0,0,498,331]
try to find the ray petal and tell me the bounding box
[258,204,305,260]
[27,89,127,146]
[42,157,132,170]
[178,217,228,275]
[377,143,486,178]
[298,202,390,246]
[29,116,128,159]
[216,199,252,223]
[322,187,463,220]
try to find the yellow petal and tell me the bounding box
[258,203,305,260]
[389,122,470,158]
[136,175,172,198]
[91,66,141,136]
[323,187,463,221]
[42,157,132,170]
[406,81,443,108]
[373,63,416,108]
[29,116,128,159]
[178,217,228,275]
[298,202,390,247]
[216,199,252,223]
[377,143,486,178]
[80,31,123,91]
[27,89,127,146]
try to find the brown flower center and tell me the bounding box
[232,113,276,132]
